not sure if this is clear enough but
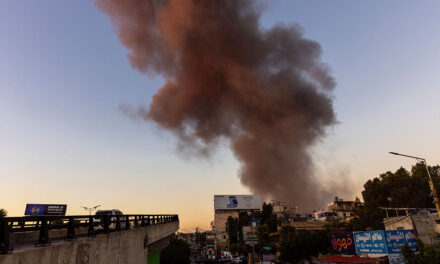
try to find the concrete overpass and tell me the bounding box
[0,214,179,264]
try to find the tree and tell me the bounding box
[195,230,206,253]
[260,202,273,225]
[402,239,440,264]
[229,242,245,255]
[226,216,240,244]
[256,224,269,246]
[279,226,329,263]
[160,236,191,264]
[259,202,279,233]
[280,225,296,241]
[266,215,279,233]
[0,209,6,218]
[255,224,269,257]
[351,163,440,230]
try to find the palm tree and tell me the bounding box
[0,208,7,217]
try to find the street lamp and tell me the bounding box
[81,205,101,215]
[389,152,440,218]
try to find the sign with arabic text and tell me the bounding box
[329,232,356,255]
[353,230,387,254]
[385,230,417,254]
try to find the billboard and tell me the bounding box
[353,230,387,254]
[329,232,356,255]
[25,204,67,216]
[385,230,417,254]
[214,195,260,210]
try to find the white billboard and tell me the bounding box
[214,195,261,210]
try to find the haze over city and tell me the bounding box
[2,0,440,234]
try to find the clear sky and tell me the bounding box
[1,1,440,231]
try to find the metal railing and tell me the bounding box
[0,214,178,254]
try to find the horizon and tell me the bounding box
[2,0,440,232]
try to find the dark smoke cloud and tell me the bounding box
[96,0,338,208]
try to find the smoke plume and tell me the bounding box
[96,0,337,208]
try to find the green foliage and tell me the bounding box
[259,202,278,232]
[256,224,270,246]
[160,236,191,264]
[325,219,351,232]
[256,224,270,257]
[260,202,273,225]
[266,215,279,233]
[363,164,440,208]
[402,239,440,264]
[229,242,245,255]
[238,211,251,227]
[280,225,296,242]
[279,225,329,263]
[350,203,384,231]
[0,209,7,217]
[226,216,240,244]
[195,231,206,252]
[352,162,440,230]
[228,203,279,246]
[226,203,280,256]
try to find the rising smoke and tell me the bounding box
[96,0,338,208]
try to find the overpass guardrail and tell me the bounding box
[0,214,178,254]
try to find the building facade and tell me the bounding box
[213,195,261,250]
[327,196,361,220]
[384,211,440,245]
[271,200,297,223]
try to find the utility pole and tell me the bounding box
[389,152,440,219]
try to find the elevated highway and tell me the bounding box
[0,214,179,264]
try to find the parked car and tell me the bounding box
[94,209,126,230]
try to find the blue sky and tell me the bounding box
[1,1,440,230]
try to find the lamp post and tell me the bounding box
[80,205,101,215]
[389,152,440,219]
